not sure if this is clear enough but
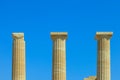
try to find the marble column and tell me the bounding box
[51,32,67,80]
[95,32,113,80]
[12,33,26,80]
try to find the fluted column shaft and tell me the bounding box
[96,32,113,80]
[12,33,26,80]
[51,32,67,80]
[97,38,110,80]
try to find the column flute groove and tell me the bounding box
[95,32,113,80]
[12,33,26,80]
[51,32,67,80]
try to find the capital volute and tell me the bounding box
[51,32,68,40]
[12,33,24,40]
[95,32,113,40]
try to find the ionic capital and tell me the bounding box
[12,33,24,39]
[51,32,68,40]
[95,32,113,40]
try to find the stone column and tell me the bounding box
[12,33,26,80]
[95,32,113,80]
[51,32,67,80]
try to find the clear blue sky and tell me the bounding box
[0,0,120,80]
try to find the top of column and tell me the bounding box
[12,33,24,39]
[51,32,68,40]
[95,32,113,40]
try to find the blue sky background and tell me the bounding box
[0,0,120,80]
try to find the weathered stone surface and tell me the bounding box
[95,32,113,40]
[12,33,26,80]
[84,76,96,80]
[51,32,67,80]
[12,33,24,39]
[95,32,113,80]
